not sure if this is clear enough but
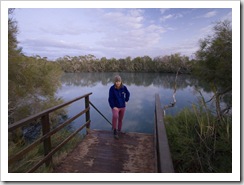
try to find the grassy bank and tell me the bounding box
[165,103,232,173]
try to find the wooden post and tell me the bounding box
[85,95,90,134]
[41,114,52,167]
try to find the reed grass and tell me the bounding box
[165,101,232,173]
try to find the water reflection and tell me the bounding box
[57,72,214,134]
[60,72,209,89]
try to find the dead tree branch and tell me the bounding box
[163,68,181,115]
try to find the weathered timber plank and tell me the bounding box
[155,94,174,173]
[53,130,156,173]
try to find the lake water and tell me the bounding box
[56,72,214,134]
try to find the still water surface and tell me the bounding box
[56,72,213,134]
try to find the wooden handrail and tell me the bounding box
[8,92,92,172]
[155,94,174,173]
[8,107,90,165]
[8,92,92,132]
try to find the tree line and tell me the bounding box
[56,53,192,73]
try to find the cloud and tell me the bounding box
[15,8,231,60]
[129,9,144,17]
[162,41,199,57]
[96,9,166,53]
[221,11,232,22]
[199,24,214,36]
[160,13,183,22]
[160,14,174,22]
[25,8,167,59]
[102,9,144,30]
[39,25,93,36]
[160,8,170,14]
[203,11,217,18]
[98,23,165,50]
[20,38,90,50]
[19,37,94,59]
[194,10,218,19]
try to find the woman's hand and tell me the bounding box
[113,107,119,110]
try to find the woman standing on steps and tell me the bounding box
[108,75,130,139]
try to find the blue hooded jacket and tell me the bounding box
[108,84,130,109]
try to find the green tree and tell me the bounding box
[194,20,232,118]
[8,9,22,59]
[194,20,232,90]
[8,10,64,145]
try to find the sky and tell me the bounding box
[12,8,232,60]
